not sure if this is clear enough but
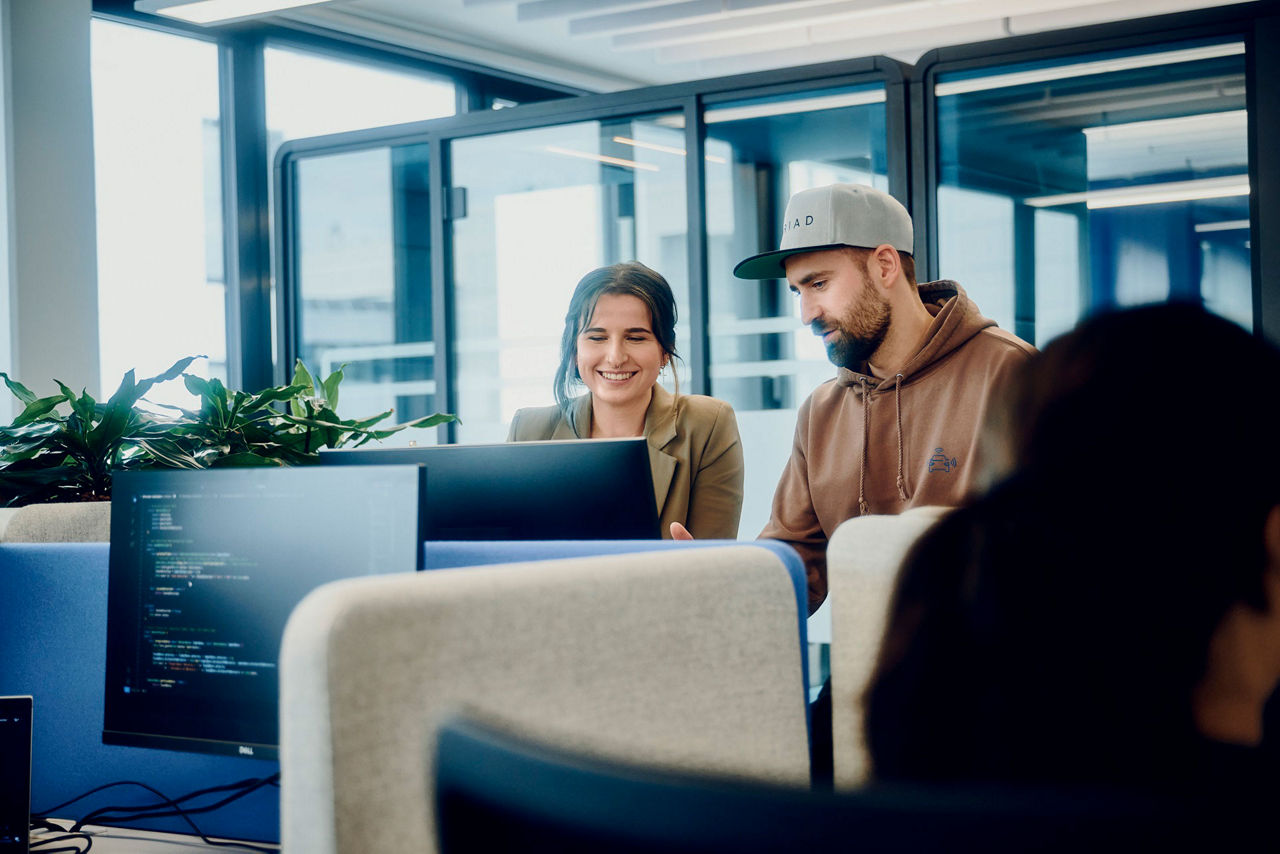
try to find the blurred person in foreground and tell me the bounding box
[865,303,1280,795]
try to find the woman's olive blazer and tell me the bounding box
[507,385,744,539]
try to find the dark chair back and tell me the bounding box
[435,715,1250,854]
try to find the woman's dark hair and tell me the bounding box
[864,303,1280,787]
[552,262,680,420]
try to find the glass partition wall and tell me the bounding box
[702,82,893,539]
[277,58,905,470]
[449,114,691,443]
[278,8,1273,474]
[287,143,437,424]
[922,36,1253,345]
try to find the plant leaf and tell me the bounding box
[242,383,307,413]
[131,438,205,469]
[91,374,143,450]
[132,356,203,401]
[289,361,315,417]
[0,372,37,406]
[398,412,458,430]
[210,452,286,468]
[320,363,345,412]
[12,394,69,427]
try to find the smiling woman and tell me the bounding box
[507,262,745,540]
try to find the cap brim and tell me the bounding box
[732,243,851,280]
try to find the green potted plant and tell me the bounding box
[0,356,454,540]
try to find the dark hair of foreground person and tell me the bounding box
[865,303,1280,791]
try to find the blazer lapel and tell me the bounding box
[553,395,591,440]
[644,386,679,516]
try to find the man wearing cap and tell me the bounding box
[706,183,1034,615]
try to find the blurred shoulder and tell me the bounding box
[670,394,741,450]
[975,325,1037,360]
[674,393,738,427]
[509,404,567,441]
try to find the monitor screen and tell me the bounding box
[318,438,660,541]
[103,465,422,759]
[0,696,32,854]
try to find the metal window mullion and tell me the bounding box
[430,134,457,443]
[885,75,911,209]
[220,35,274,393]
[684,95,709,396]
[1248,14,1280,344]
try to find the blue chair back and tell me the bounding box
[0,544,279,841]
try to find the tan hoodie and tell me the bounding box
[759,280,1035,613]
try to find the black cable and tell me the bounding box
[76,775,279,828]
[74,777,280,853]
[34,775,274,818]
[28,822,93,854]
[34,781,158,817]
[29,832,93,853]
[72,775,279,826]
[33,774,280,854]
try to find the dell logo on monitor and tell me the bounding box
[238,745,255,756]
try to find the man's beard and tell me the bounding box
[814,282,891,371]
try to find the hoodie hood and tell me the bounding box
[835,280,997,390]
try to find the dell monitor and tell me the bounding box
[318,437,661,541]
[103,465,422,759]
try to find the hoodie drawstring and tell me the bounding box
[895,373,908,502]
[858,374,910,516]
[858,377,870,516]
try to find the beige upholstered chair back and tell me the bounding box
[278,545,809,854]
[828,506,950,789]
[0,502,110,542]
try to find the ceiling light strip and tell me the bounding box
[1081,110,1247,141]
[934,42,1244,97]
[611,136,728,164]
[1194,219,1250,233]
[1023,175,1249,209]
[544,146,660,172]
[136,0,333,24]
[704,89,886,123]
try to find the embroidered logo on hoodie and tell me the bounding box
[928,448,958,473]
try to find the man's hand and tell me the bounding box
[669,522,694,540]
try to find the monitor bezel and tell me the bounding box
[102,465,423,759]
[318,437,661,541]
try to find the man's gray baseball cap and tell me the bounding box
[733,183,914,280]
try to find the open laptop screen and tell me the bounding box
[319,438,660,541]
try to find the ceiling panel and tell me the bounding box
[269,0,1253,91]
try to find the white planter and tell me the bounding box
[0,501,111,543]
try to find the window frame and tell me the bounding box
[90,0,580,395]
[274,56,908,442]
[911,3,1280,343]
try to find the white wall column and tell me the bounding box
[0,1,13,423]
[7,0,99,400]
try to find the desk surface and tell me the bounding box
[36,823,279,853]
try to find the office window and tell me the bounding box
[91,19,225,408]
[449,115,690,442]
[266,47,454,421]
[934,40,1251,344]
[264,45,456,157]
[291,143,437,424]
[702,84,889,538]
